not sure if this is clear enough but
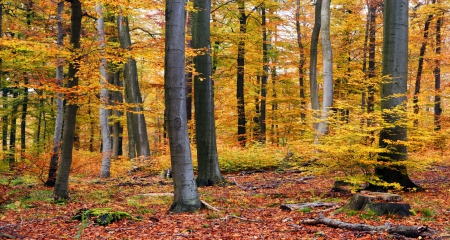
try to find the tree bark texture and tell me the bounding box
[296,0,306,122]
[192,0,224,187]
[317,0,333,136]
[236,0,247,146]
[110,71,123,158]
[53,0,82,200]
[165,0,201,212]
[376,0,416,189]
[309,0,321,115]
[45,0,64,187]
[434,4,442,131]
[97,2,111,178]
[118,16,150,161]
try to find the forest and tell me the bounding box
[0,0,449,238]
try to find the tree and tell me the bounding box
[53,0,82,200]
[236,0,247,146]
[434,1,442,131]
[375,0,418,190]
[309,0,321,119]
[165,0,202,212]
[296,0,306,122]
[192,0,224,186]
[317,0,332,136]
[117,15,150,162]
[97,2,111,178]
[45,0,64,187]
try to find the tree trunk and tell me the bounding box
[309,0,321,119]
[317,0,333,136]
[165,0,202,212]
[375,0,417,190]
[45,0,64,187]
[367,0,377,120]
[97,2,111,178]
[259,4,268,143]
[111,71,123,158]
[118,16,151,162]
[296,0,306,122]
[192,0,224,187]
[7,90,18,170]
[20,78,28,161]
[413,2,434,127]
[185,10,193,122]
[53,0,82,200]
[236,0,247,146]
[434,3,442,131]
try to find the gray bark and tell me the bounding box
[192,0,224,187]
[317,0,333,136]
[296,0,306,122]
[45,1,64,187]
[97,3,111,178]
[53,0,82,200]
[375,0,417,189]
[434,3,442,131]
[309,0,321,116]
[118,15,150,161]
[165,0,201,212]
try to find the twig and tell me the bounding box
[201,200,220,212]
[222,214,262,222]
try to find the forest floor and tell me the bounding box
[1,164,450,239]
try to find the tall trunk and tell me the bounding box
[88,99,94,152]
[7,90,18,170]
[111,71,123,158]
[165,0,201,212]
[375,0,417,190]
[296,0,306,122]
[317,0,333,136]
[118,16,150,161]
[0,3,6,163]
[309,0,321,118]
[236,0,247,146]
[367,0,377,117]
[97,3,111,178]
[413,2,434,127]
[434,3,442,131]
[21,1,32,160]
[185,8,193,122]
[126,111,136,159]
[44,0,64,186]
[193,0,224,187]
[259,4,268,143]
[53,0,82,200]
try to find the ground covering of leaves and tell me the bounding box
[1,165,450,239]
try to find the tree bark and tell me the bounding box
[111,71,123,158]
[317,0,333,136]
[53,0,82,200]
[7,90,18,170]
[236,0,247,146]
[296,0,306,122]
[192,0,224,187]
[118,16,151,162]
[45,0,64,187]
[413,2,434,127]
[309,0,321,120]
[375,0,417,190]
[434,2,442,131]
[97,2,111,178]
[165,0,201,212]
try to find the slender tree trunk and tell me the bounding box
[97,3,111,178]
[309,0,321,119]
[7,90,18,170]
[185,9,193,122]
[296,0,306,122]
[2,88,8,158]
[53,0,82,200]
[118,16,150,162]
[165,0,201,212]
[192,0,224,187]
[44,0,64,186]
[259,4,268,143]
[413,2,434,127]
[367,0,377,117]
[237,0,247,146]
[111,71,123,158]
[434,3,442,131]
[375,0,417,190]
[317,0,333,136]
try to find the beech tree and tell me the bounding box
[53,0,82,200]
[165,0,202,212]
[97,2,111,178]
[118,15,150,162]
[192,0,224,186]
[375,0,418,190]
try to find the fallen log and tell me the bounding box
[299,213,432,238]
[280,202,336,211]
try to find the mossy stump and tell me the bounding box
[341,191,411,217]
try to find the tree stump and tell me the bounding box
[341,191,411,217]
